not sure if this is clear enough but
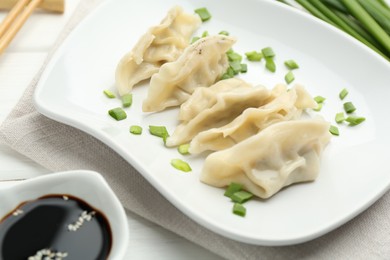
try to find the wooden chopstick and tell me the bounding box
[0,0,43,55]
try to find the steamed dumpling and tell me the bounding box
[200,119,331,199]
[165,78,271,147]
[189,84,317,154]
[115,6,201,95]
[142,35,236,112]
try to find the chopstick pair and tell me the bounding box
[0,0,64,55]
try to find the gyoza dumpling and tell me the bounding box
[142,35,236,112]
[189,84,317,154]
[165,78,271,147]
[200,119,331,199]
[115,6,201,95]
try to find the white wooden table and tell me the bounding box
[0,1,221,259]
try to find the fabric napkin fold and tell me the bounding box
[1,0,390,259]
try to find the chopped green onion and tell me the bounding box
[261,47,275,58]
[339,88,349,100]
[265,57,276,72]
[202,30,209,37]
[178,143,190,155]
[149,125,169,144]
[240,63,248,73]
[122,93,133,107]
[314,96,326,103]
[194,7,212,22]
[335,112,345,123]
[245,51,263,61]
[284,59,299,70]
[171,159,192,172]
[219,30,229,36]
[229,60,242,74]
[220,73,233,80]
[103,89,116,98]
[227,51,242,62]
[108,107,127,121]
[224,182,243,198]
[313,103,323,112]
[232,203,246,217]
[285,71,295,84]
[346,116,366,126]
[343,102,356,113]
[191,36,200,44]
[130,125,142,135]
[329,125,340,136]
[231,191,253,203]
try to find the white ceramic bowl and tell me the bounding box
[0,170,128,259]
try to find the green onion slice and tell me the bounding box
[285,71,295,84]
[202,30,209,38]
[149,125,169,144]
[265,57,276,72]
[224,182,243,198]
[178,144,190,155]
[339,88,349,100]
[219,30,229,36]
[335,112,345,123]
[194,7,212,22]
[191,36,200,44]
[229,60,242,74]
[231,191,253,203]
[103,89,116,98]
[227,51,242,62]
[232,203,246,217]
[261,47,275,58]
[108,107,127,121]
[343,102,356,113]
[329,125,340,136]
[284,59,299,70]
[171,159,192,172]
[313,103,323,112]
[314,96,326,103]
[240,63,248,73]
[122,93,133,108]
[346,116,366,126]
[245,51,263,61]
[129,125,142,135]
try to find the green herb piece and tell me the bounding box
[121,93,133,107]
[339,88,349,100]
[191,36,200,44]
[171,159,192,172]
[229,60,242,74]
[149,125,169,144]
[261,47,275,58]
[313,103,323,112]
[108,107,127,121]
[284,59,299,70]
[130,125,142,135]
[202,30,209,37]
[265,57,276,72]
[195,7,212,22]
[329,125,340,136]
[346,116,366,126]
[245,51,263,61]
[232,203,246,217]
[224,182,243,198]
[343,102,356,113]
[231,191,253,203]
[178,143,190,155]
[219,30,230,36]
[227,51,242,62]
[240,63,248,73]
[314,96,326,103]
[220,73,233,80]
[285,71,295,84]
[103,89,116,98]
[335,112,345,123]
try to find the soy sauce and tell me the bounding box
[0,195,112,260]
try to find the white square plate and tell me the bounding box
[34,0,390,245]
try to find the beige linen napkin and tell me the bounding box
[1,1,390,259]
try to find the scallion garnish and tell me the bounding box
[171,159,192,172]
[339,88,349,100]
[232,203,246,217]
[261,47,275,58]
[202,30,209,38]
[329,125,340,136]
[227,50,242,62]
[343,102,356,113]
[194,7,212,22]
[122,93,133,107]
[285,71,295,84]
[346,116,366,126]
[219,30,229,36]
[245,51,263,61]
[284,59,299,70]
[314,96,326,103]
[103,89,116,98]
[240,63,248,73]
[229,60,242,74]
[178,143,190,155]
[130,125,142,135]
[108,107,127,121]
[313,103,323,112]
[224,182,243,198]
[265,57,276,72]
[335,112,345,123]
[191,36,200,44]
[231,191,253,204]
[149,125,169,144]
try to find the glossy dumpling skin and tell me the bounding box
[200,119,331,199]
[142,35,236,112]
[189,84,317,154]
[115,6,201,96]
[165,78,271,147]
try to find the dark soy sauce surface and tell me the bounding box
[0,194,112,260]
